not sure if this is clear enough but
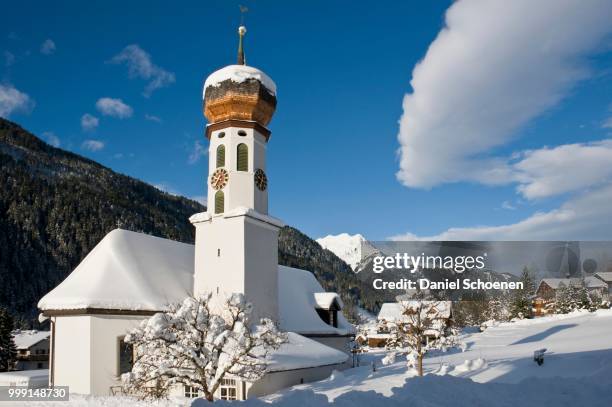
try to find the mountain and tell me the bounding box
[0,118,378,326]
[316,233,378,271]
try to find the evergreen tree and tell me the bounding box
[555,284,572,314]
[0,307,17,372]
[510,267,535,319]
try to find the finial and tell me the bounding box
[237,5,248,65]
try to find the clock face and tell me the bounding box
[210,168,229,190]
[254,168,267,191]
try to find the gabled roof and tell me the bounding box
[38,229,353,336]
[12,330,50,350]
[313,293,343,310]
[378,301,452,322]
[538,277,607,291]
[595,272,612,283]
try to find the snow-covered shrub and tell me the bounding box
[381,352,396,365]
[122,293,287,401]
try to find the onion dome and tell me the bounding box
[202,25,277,128]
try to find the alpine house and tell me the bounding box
[38,25,354,400]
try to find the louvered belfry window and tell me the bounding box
[237,143,248,171]
[216,145,225,168]
[215,190,224,214]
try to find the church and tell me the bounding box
[38,25,354,400]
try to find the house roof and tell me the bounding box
[377,301,452,322]
[267,332,347,372]
[538,277,607,291]
[12,330,50,350]
[38,229,353,336]
[595,272,612,283]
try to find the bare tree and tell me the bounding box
[382,298,459,376]
[122,293,287,401]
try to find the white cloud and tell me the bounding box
[145,114,162,123]
[0,84,34,118]
[396,0,612,189]
[81,139,105,151]
[42,131,60,147]
[603,117,612,129]
[391,183,612,241]
[95,97,133,119]
[110,44,175,97]
[513,140,612,199]
[81,113,99,131]
[40,39,56,55]
[188,140,207,164]
[501,201,516,210]
[153,182,180,196]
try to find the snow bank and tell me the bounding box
[0,369,48,387]
[203,65,277,96]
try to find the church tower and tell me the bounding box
[191,25,282,321]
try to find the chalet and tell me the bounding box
[12,330,50,371]
[594,272,612,300]
[535,277,607,300]
[368,301,453,347]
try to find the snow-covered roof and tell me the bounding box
[203,64,276,97]
[38,229,194,312]
[313,292,343,310]
[39,230,353,336]
[12,330,50,350]
[267,333,347,372]
[0,369,49,387]
[279,266,354,336]
[189,207,284,228]
[378,301,452,322]
[539,277,607,290]
[595,272,612,282]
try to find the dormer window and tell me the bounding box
[313,293,343,328]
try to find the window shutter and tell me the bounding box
[215,191,224,214]
[216,145,225,168]
[237,143,248,172]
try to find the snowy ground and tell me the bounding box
[14,309,612,406]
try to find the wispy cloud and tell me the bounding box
[0,84,34,118]
[396,0,612,189]
[145,113,162,123]
[188,140,207,164]
[501,201,516,211]
[81,113,99,131]
[40,39,56,55]
[81,139,105,151]
[95,97,133,119]
[110,44,175,97]
[42,131,60,147]
[191,196,207,206]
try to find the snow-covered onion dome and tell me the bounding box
[203,25,277,128]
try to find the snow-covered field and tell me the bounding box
[16,309,612,406]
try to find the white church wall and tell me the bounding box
[52,316,92,394]
[89,315,147,396]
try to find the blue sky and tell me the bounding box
[2,0,612,241]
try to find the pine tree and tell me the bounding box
[555,284,572,314]
[0,307,17,372]
[510,267,535,319]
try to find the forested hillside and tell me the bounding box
[0,118,377,326]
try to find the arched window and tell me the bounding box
[216,145,225,168]
[237,143,248,172]
[214,191,224,214]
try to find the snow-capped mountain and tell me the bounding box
[316,233,379,271]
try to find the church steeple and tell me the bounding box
[237,25,246,65]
